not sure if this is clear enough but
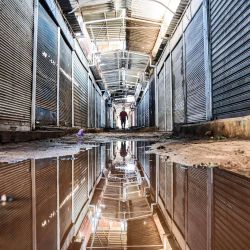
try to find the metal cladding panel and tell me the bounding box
[35,158,57,250]
[73,151,88,221]
[145,90,150,127]
[149,79,155,127]
[185,7,206,123]
[210,0,250,119]
[149,155,156,196]
[0,1,33,129]
[165,162,173,217]
[172,39,185,124]
[213,169,250,250]
[73,55,88,127]
[173,163,186,236]
[158,66,166,130]
[36,3,58,125]
[59,156,72,243]
[159,157,166,205]
[0,161,32,250]
[59,36,72,126]
[165,56,172,130]
[187,167,208,250]
[101,98,106,127]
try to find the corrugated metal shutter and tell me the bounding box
[158,66,166,130]
[173,163,186,236]
[149,155,156,197]
[101,98,106,128]
[187,167,207,250]
[165,56,172,131]
[210,0,250,119]
[73,54,88,127]
[73,151,88,221]
[149,79,155,127]
[159,157,166,206]
[165,162,173,217]
[172,39,185,124]
[213,169,250,250]
[0,161,32,250]
[59,36,72,127]
[0,1,33,130]
[36,3,57,126]
[59,156,72,243]
[36,158,57,250]
[145,91,150,127]
[185,7,206,123]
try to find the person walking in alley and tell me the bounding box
[120,108,128,129]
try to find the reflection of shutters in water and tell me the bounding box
[36,158,57,250]
[0,1,33,130]
[210,0,250,119]
[158,66,166,130]
[185,7,206,123]
[36,3,58,125]
[73,54,88,127]
[172,39,185,124]
[59,36,72,127]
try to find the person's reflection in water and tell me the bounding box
[120,142,128,163]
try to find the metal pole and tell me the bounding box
[31,159,37,250]
[182,32,187,124]
[163,62,167,131]
[154,67,158,128]
[57,28,61,127]
[31,0,39,130]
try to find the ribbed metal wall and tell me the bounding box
[185,7,206,123]
[145,90,150,127]
[149,79,155,127]
[73,55,88,127]
[172,39,185,124]
[59,157,72,243]
[36,158,57,250]
[73,151,88,222]
[165,56,172,131]
[213,169,250,250]
[159,157,166,206]
[0,1,33,130]
[158,66,166,130]
[59,36,72,126]
[0,161,32,250]
[210,0,250,119]
[36,3,58,126]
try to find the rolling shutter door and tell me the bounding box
[158,66,166,130]
[172,39,185,124]
[36,4,57,126]
[101,98,106,127]
[149,79,155,127]
[165,56,172,131]
[210,0,250,119]
[185,7,206,123]
[59,36,72,127]
[145,91,150,127]
[0,1,33,130]
[73,55,88,127]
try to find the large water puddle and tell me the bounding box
[0,140,249,249]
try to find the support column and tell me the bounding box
[57,157,60,250]
[31,0,39,130]
[155,155,159,203]
[72,156,75,223]
[72,51,75,127]
[169,52,173,132]
[182,32,187,124]
[203,0,213,120]
[163,62,167,131]
[31,159,37,250]
[154,68,159,128]
[57,28,61,127]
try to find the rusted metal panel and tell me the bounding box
[59,35,72,127]
[0,1,33,130]
[187,167,208,250]
[0,160,32,249]
[59,156,72,244]
[36,3,58,126]
[213,168,250,250]
[35,158,57,250]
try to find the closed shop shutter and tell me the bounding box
[0,1,33,130]
[101,98,106,127]
[185,7,206,123]
[149,79,155,127]
[172,39,185,124]
[158,66,166,130]
[59,36,72,126]
[36,158,57,250]
[145,91,150,127]
[73,151,88,221]
[210,0,250,119]
[0,161,32,250]
[165,56,172,131]
[36,3,58,126]
[187,167,207,250]
[213,169,250,250]
[73,55,88,127]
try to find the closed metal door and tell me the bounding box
[59,36,72,127]
[36,3,58,126]
[0,1,33,130]
[210,0,250,119]
[185,7,206,123]
[73,55,88,127]
[172,39,185,124]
